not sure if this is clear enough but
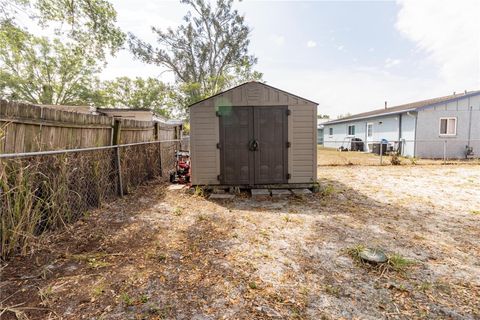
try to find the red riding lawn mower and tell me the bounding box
[170,150,191,184]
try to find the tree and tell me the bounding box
[128,0,262,110]
[0,0,125,59]
[0,22,101,105]
[336,113,352,119]
[94,77,174,117]
[317,114,330,119]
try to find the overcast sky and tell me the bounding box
[21,0,480,117]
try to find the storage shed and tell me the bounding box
[189,81,318,187]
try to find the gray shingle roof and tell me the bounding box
[188,81,319,107]
[324,90,480,124]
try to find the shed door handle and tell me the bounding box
[249,139,259,151]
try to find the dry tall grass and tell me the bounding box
[0,152,115,259]
[0,142,177,260]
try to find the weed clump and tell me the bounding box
[194,185,205,197]
[390,152,402,165]
[324,284,340,297]
[387,253,415,271]
[319,184,335,197]
[345,244,365,262]
[173,207,183,215]
[248,281,258,289]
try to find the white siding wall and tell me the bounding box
[368,115,401,142]
[323,120,366,149]
[416,94,480,158]
[322,92,480,159]
[470,95,480,156]
[400,113,416,157]
[323,114,405,151]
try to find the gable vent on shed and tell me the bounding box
[246,84,261,104]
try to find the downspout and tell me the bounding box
[412,111,418,158]
[365,122,368,152]
[467,96,472,147]
[398,113,402,155]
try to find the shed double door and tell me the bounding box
[219,106,288,185]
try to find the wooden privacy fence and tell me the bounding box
[0,100,179,154]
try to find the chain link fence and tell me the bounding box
[0,140,179,259]
[319,139,480,166]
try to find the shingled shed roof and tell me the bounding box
[188,81,319,107]
[325,90,480,124]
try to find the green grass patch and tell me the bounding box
[345,244,365,262]
[387,253,415,271]
[248,281,258,290]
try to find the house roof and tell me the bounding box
[40,105,93,114]
[188,81,319,107]
[96,108,153,112]
[96,108,170,122]
[324,90,480,125]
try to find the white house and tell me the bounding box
[323,90,480,158]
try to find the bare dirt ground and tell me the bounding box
[2,165,480,319]
[317,146,480,166]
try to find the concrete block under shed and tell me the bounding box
[209,194,235,200]
[212,188,226,194]
[271,189,292,198]
[251,189,271,200]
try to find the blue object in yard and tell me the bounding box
[381,138,388,144]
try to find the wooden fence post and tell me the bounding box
[154,122,159,141]
[153,122,162,176]
[112,119,122,145]
[112,119,123,197]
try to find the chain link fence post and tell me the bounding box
[115,146,123,197]
[380,141,384,165]
[112,119,124,197]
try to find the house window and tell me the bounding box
[367,123,373,137]
[439,118,457,136]
[329,128,333,136]
[347,125,355,136]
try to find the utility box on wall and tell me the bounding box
[189,81,318,187]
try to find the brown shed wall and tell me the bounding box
[190,82,317,185]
